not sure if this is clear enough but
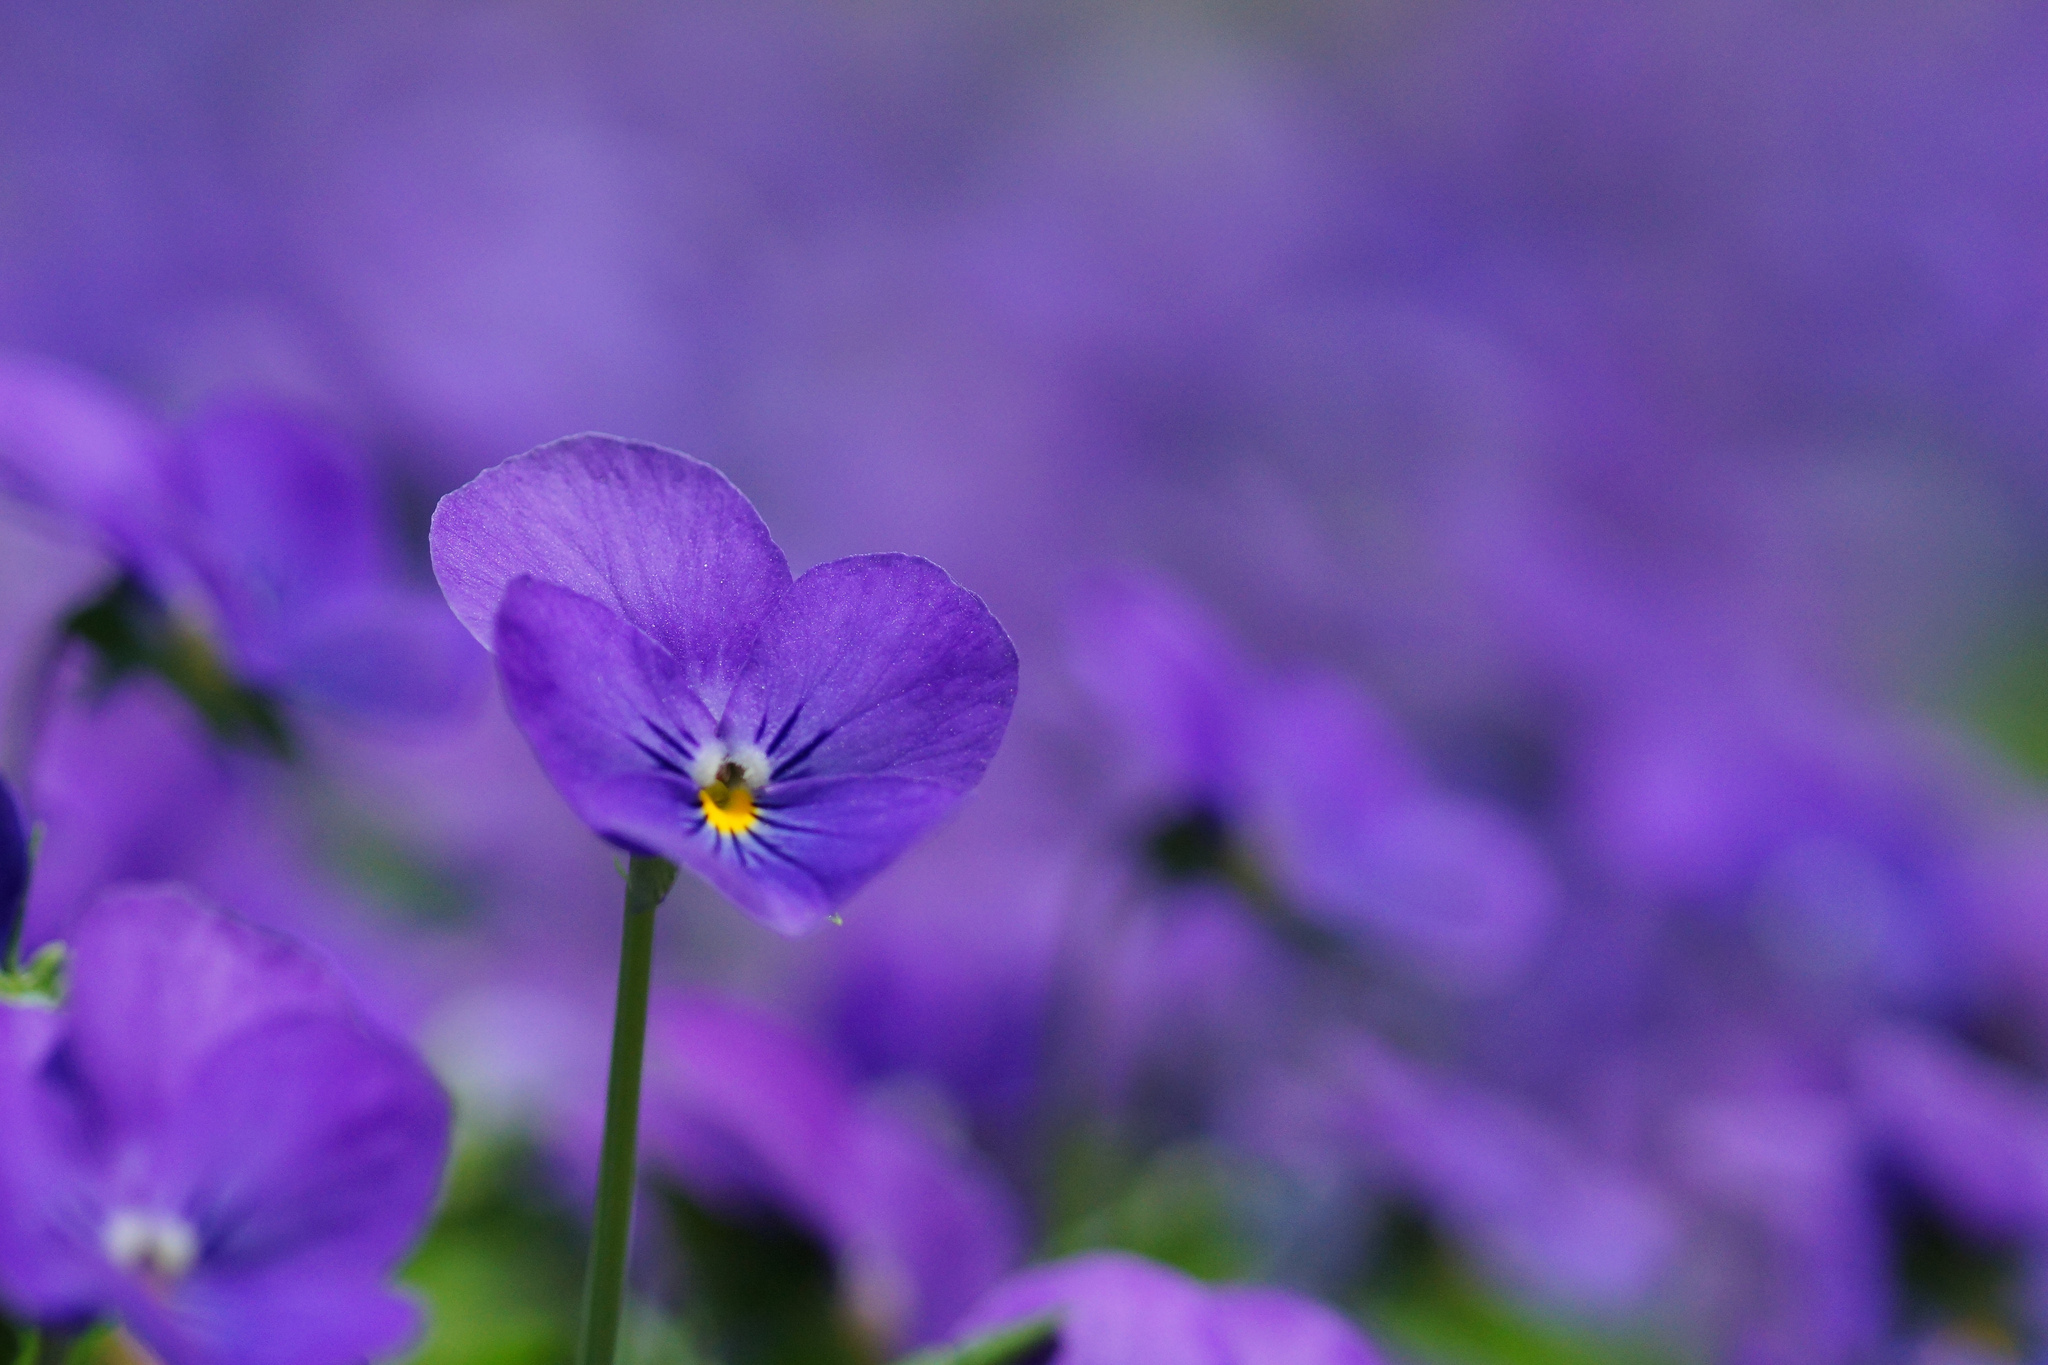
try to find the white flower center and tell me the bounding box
[103,1209,199,1281]
[687,738,770,791]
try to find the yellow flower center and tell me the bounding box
[699,761,758,836]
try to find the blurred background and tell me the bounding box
[9,2,2048,1362]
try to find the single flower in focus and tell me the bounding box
[0,352,479,733]
[430,434,1019,933]
[946,1251,1388,1365]
[0,885,449,1365]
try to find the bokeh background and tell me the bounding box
[9,2,2048,1363]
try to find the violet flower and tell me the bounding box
[0,352,478,727]
[0,884,449,1365]
[947,1251,1387,1365]
[1068,571,1556,992]
[430,434,1019,933]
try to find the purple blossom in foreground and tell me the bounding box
[0,352,478,723]
[431,434,1018,933]
[948,1251,1387,1365]
[0,885,449,1365]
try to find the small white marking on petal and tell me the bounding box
[727,743,772,788]
[688,740,729,788]
[103,1209,199,1280]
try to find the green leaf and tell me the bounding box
[1047,1140,1267,1283]
[0,943,68,1009]
[893,1317,1057,1365]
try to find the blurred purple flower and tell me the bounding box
[1668,1087,1889,1365]
[1853,1023,2048,1242]
[949,1251,1386,1365]
[430,434,1018,933]
[0,352,478,723]
[1573,677,1990,1007]
[0,884,449,1365]
[1247,1030,1678,1312]
[16,671,442,1027]
[1068,571,1556,992]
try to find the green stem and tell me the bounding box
[576,855,678,1365]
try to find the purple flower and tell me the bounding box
[13,671,440,1027]
[1067,571,1556,991]
[0,352,478,724]
[948,1251,1387,1365]
[1245,1030,1677,1312]
[430,434,1018,933]
[0,885,450,1365]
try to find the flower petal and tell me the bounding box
[432,435,790,714]
[0,351,179,580]
[951,1252,1229,1365]
[161,1014,449,1279]
[609,773,964,935]
[719,554,1017,792]
[119,1267,422,1365]
[62,886,354,1137]
[493,575,719,850]
[171,400,388,680]
[1208,1288,1388,1365]
[275,584,484,722]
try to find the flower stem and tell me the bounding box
[576,854,678,1365]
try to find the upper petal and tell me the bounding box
[431,435,790,714]
[1066,570,1253,806]
[718,554,1017,792]
[62,886,355,1138]
[168,399,389,684]
[0,351,179,580]
[162,1013,450,1278]
[493,575,719,851]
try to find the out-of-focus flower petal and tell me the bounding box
[1853,1023,2048,1239]
[60,886,352,1136]
[1066,572,1252,806]
[1208,1286,1388,1365]
[159,1014,449,1279]
[274,584,483,722]
[951,1252,1225,1365]
[0,351,177,579]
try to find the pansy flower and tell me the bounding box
[1068,570,1556,992]
[430,434,1018,933]
[0,885,450,1365]
[0,352,478,728]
